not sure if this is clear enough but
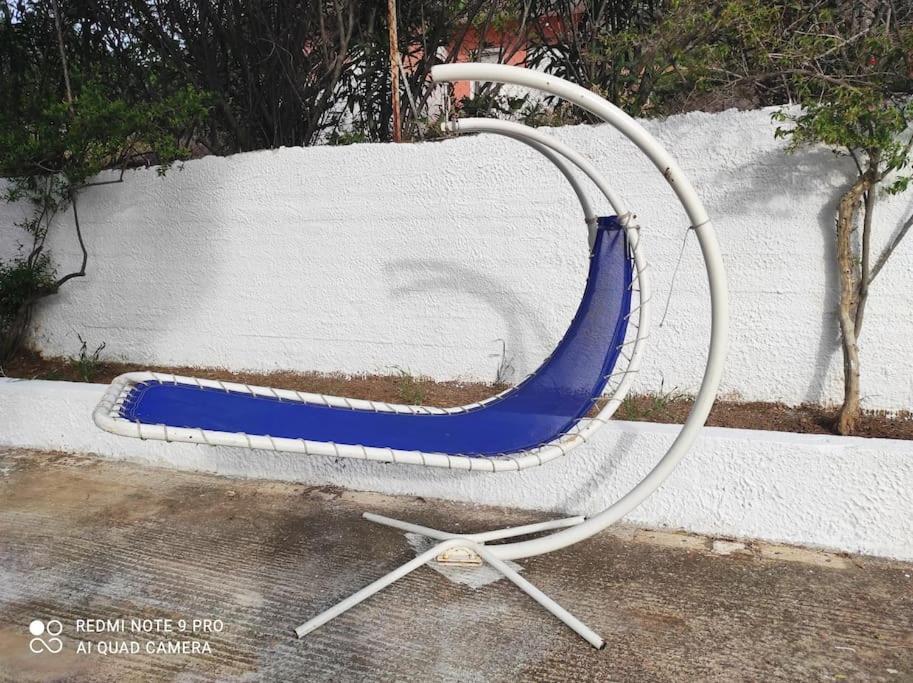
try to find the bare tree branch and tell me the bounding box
[52,193,88,290]
[50,0,74,110]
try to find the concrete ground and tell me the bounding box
[0,449,910,682]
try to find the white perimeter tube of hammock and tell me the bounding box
[444,117,651,434]
[475,126,599,245]
[431,63,729,562]
[506,136,598,247]
[443,118,627,250]
[445,118,626,219]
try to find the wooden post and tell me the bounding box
[387,0,401,142]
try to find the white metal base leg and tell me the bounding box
[294,537,464,638]
[473,544,605,649]
[362,511,586,542]
[294,511,604,649]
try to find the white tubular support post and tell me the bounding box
[294,538,464,639]
[472,544,605,649]
[430,63,728,562]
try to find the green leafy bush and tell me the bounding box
[0,1,209,363]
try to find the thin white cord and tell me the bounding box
[659,227,692,328]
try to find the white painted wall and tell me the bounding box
[2,378,911,561]
[1,106,912,410]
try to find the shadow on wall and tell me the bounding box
[808,183,842,406]
[384,258,556,385]
[709,144,852,405]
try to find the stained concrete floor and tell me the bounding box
[0,449,911,682]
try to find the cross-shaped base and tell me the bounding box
[293,511,605,649]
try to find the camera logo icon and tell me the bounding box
[28,619,63,654]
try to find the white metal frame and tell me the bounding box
[92,64,728,649]
[92,123,649,473]
[292,64,727,648]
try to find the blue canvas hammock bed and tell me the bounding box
[94,64,728,649]
[113,217,630,458]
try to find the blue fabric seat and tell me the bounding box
[119,216,632,457]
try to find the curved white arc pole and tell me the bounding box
[511,137,598,248]
[445,118,627,220]
[432,63,728,561]
[494,225,726,561]
[523,139,597,223]
[465,124,599,246]
[432,63,709,228]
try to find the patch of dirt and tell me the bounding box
[3,349,911,441]
[1,349,504,408]
[613,394,913,441]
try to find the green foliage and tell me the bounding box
[0,254,56,362]
[527,0,910,432]
[520,100,582,128]
[774,95,913,191]
[641,1,913,163]
[325,127,372,147]
[458,92,529,118]
[0,1,209,362]
[526,0,912,124]
[392,367,428,405]
[0,82,208,185]
[617,385,684,422]
[526,0,676,118]
[0,255,56,328]
[492,338,515,386]
[70,334,106,382]
[550,0,913,193]
[0,77,208,359]
[675,0,913,433]
[732,0,913,182]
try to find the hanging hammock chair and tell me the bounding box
[93,64,728,649]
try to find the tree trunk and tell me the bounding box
[834,175,869,435]
[0,300,35,364]
[387,0,401,143]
